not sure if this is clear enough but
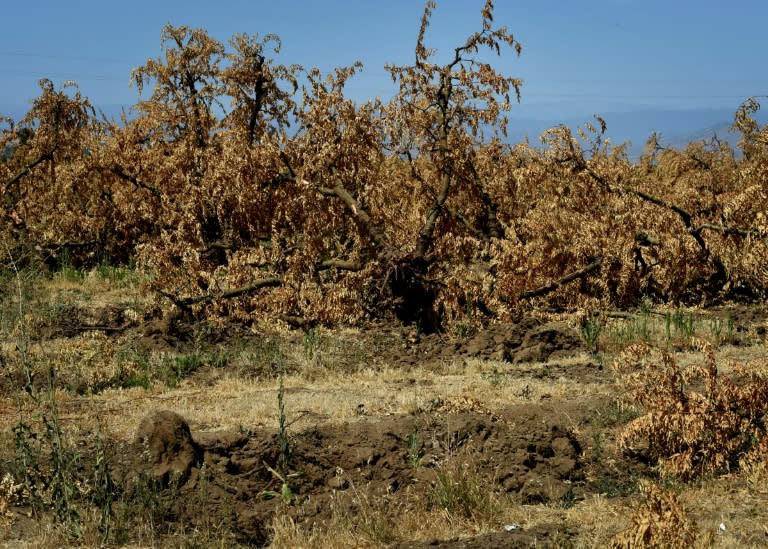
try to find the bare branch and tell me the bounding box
[318,258,362,271]
[160,277,282,309]
[109,166,162,197]
[520,256,604,300]
[446,207,485,240]
[3,151,54,193]
[696,223,766,239]
[315,181,388,250]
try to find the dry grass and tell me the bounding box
[269,490,629,548]
[2,268,768,548]
[3,4,768,546]
[18,355,608,444]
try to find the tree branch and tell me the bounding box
[109,165,162,197]
[695,223,766,239]
[318,258,362,271]
[159,277,282,309]
[465,157,505,239]
[316,181,389,250]
[446,207,485,240]
[519,256,604,300]
[3,151,54,193]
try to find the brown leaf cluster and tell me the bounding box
[616,342,768,480]
[2,2,768,330]
[611,481,701,549]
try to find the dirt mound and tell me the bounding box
[36,305,135,339]
[464,318,583,364]
[127,404,585,544]
[395,319,584,368]
[133,410,201,485]
[393,523,576,549]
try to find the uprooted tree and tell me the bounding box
[270,0,525,330]
[123,0,528,331]
[2,1,768,331]
[1,79,113,265]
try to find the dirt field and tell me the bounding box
[1,271,768,548]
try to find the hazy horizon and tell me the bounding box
[2,1,766,155]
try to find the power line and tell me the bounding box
[0,69,127,82]
[528,93,758,100]
[0,49,131,64]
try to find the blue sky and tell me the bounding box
[1,0,766,124]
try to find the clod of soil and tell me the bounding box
[396,319,584,367]
[393,523,576,549]
[134,410,201,485]
[125,405,585,544]
[37,305,135,339]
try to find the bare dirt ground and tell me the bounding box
[1,274,768,547]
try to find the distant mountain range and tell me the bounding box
[506,105,768,159]
[4,102,766,160]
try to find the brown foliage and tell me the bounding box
[616,342,768,480]
[611,481,701,549]
[2,1,768,330]
[0,79,115,265]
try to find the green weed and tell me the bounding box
[672,308,696,340]
[95,260,140,288]
[276,374,291,474]
[708,313,735,347]
[91,423,118,542]
[302,327,322,360]
[260,463,305,505]
[260,373,305,505]
[431,464,497,522]
[55,249,85,284]
[453,321,475,339]
[482,364,506,387]
[405,426,425,468]
[111,349,230,391]
[13,372,85,539]
[581,317,603,356]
